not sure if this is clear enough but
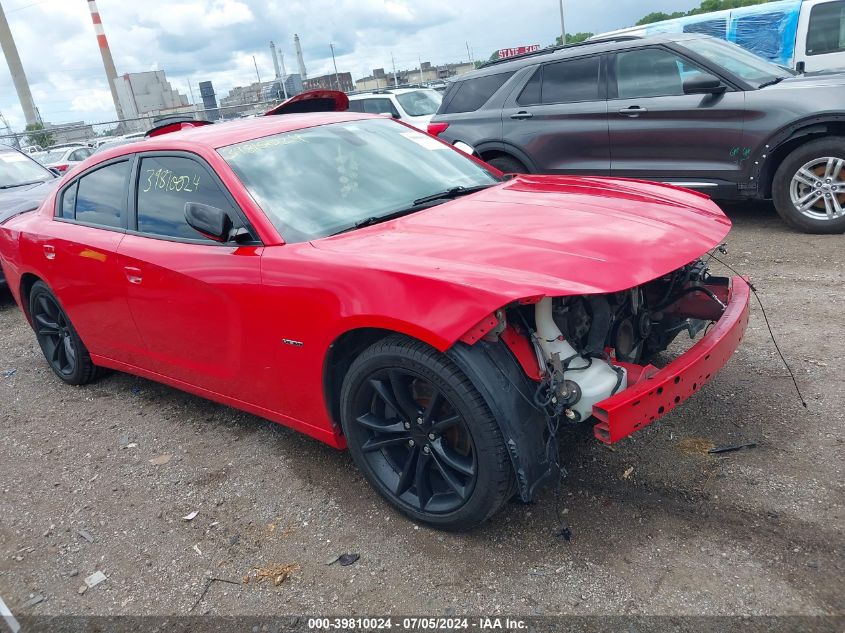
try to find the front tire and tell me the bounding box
[772,138,845,234]
[29,281,100,385]
[340,336,515,530]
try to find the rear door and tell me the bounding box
[43,158,144,362]
[607,46,747,185]
[116,152,266,401]
[500,54,610,174]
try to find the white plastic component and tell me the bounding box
[453,141,476,155]
[534,297,627,421]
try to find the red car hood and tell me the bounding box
[313,176,731,297]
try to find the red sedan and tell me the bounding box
[0,105,749,530]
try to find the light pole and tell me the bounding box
[330,43,341,91]
[559,0,566,45]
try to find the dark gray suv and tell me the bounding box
[428,33,845,234]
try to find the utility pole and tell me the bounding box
[418,55,423,84]
[278,51,289,99]
[253,55,262,103]
[559,0,566,45]
[0,0,39,126]
[330,43,341,91]
[465,41,474,65]
[391,52,398,87]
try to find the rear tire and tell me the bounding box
[29,281,100,385]
[340,335,514,530]
[487,155,528,175]
[772,137,845,234]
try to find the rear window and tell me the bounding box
[807,0,845,55]
[440,72,514,114]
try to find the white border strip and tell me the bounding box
[0,595,21,633]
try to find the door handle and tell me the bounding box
[618,106,648,116]
[510,111,533,120]
[123,266,143,285]
[43,244,56,260]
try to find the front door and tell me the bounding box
[500,54,610,175]
[608,46,748,185]
[116,153,266,402]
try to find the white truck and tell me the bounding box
[593,0,845,73]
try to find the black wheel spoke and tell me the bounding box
[34,313,60,336]
[430,414,461,435]
[414,450,431,509]
[422,391,443,424]
[355,412,407,435]
[387,370,420,421]
[395,445,419,496]
[37,296,54,320]
[430,449,468,500]
[431,439,475,477]
[361,435,411,453]
[370,378,403,416]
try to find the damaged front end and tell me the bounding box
[451,258,751,502]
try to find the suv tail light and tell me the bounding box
[427,122,449,137]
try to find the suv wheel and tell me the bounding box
[487,155,528,175]
[772,138,845,234]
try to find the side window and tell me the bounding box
[69,148,91,161]
[347,100,365,113]
[73,161,130,228]
[441,72,515,113]
[60,181,78,219]
[136,155,234,241]
[540,56,601,104]
[517,67,542,105]
[614,48,702,99]
[807,0,845,55]
[362,98,399,117]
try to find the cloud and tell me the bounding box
[1,0,703,131]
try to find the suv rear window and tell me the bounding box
[440,72,514,114]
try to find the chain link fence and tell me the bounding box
[0,99,286,151]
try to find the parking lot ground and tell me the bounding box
[0,201,842,619]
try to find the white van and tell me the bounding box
[593,0,845,73]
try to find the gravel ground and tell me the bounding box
[0,202,842,621]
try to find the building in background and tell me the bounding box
[260,74,304,102]
[40,121,96,145]
[303,72,353,92]
[354,61,475,91]
[199,80,220,121]
[115,71,191,131]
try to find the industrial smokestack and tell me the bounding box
[270,41,281,79]
[86,0,124,120]
[294,33,307,80]
[0,1,39,126]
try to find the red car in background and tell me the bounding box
[0,100,750,530]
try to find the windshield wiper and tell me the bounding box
[329,183,499,236]
[758,76,786,89]
[0,180,47,190]
[412,183,496,206]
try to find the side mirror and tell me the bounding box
[683,73,726,95]
[185,202,232,242]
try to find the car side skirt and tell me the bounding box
[90,353,347,449]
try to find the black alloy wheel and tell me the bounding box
[350,368,477,514]
[340,336,515,530]
[29,281,100,385]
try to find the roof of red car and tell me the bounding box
[157,112,374,149]
[91,112,378,164]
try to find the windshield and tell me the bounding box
[396,90,443,117]
[683,37,794,86]
[220,118,498,243]
[0,149,54,187]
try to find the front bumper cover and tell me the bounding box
[592,275,751,444]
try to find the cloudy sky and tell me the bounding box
[1,0,701,129]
